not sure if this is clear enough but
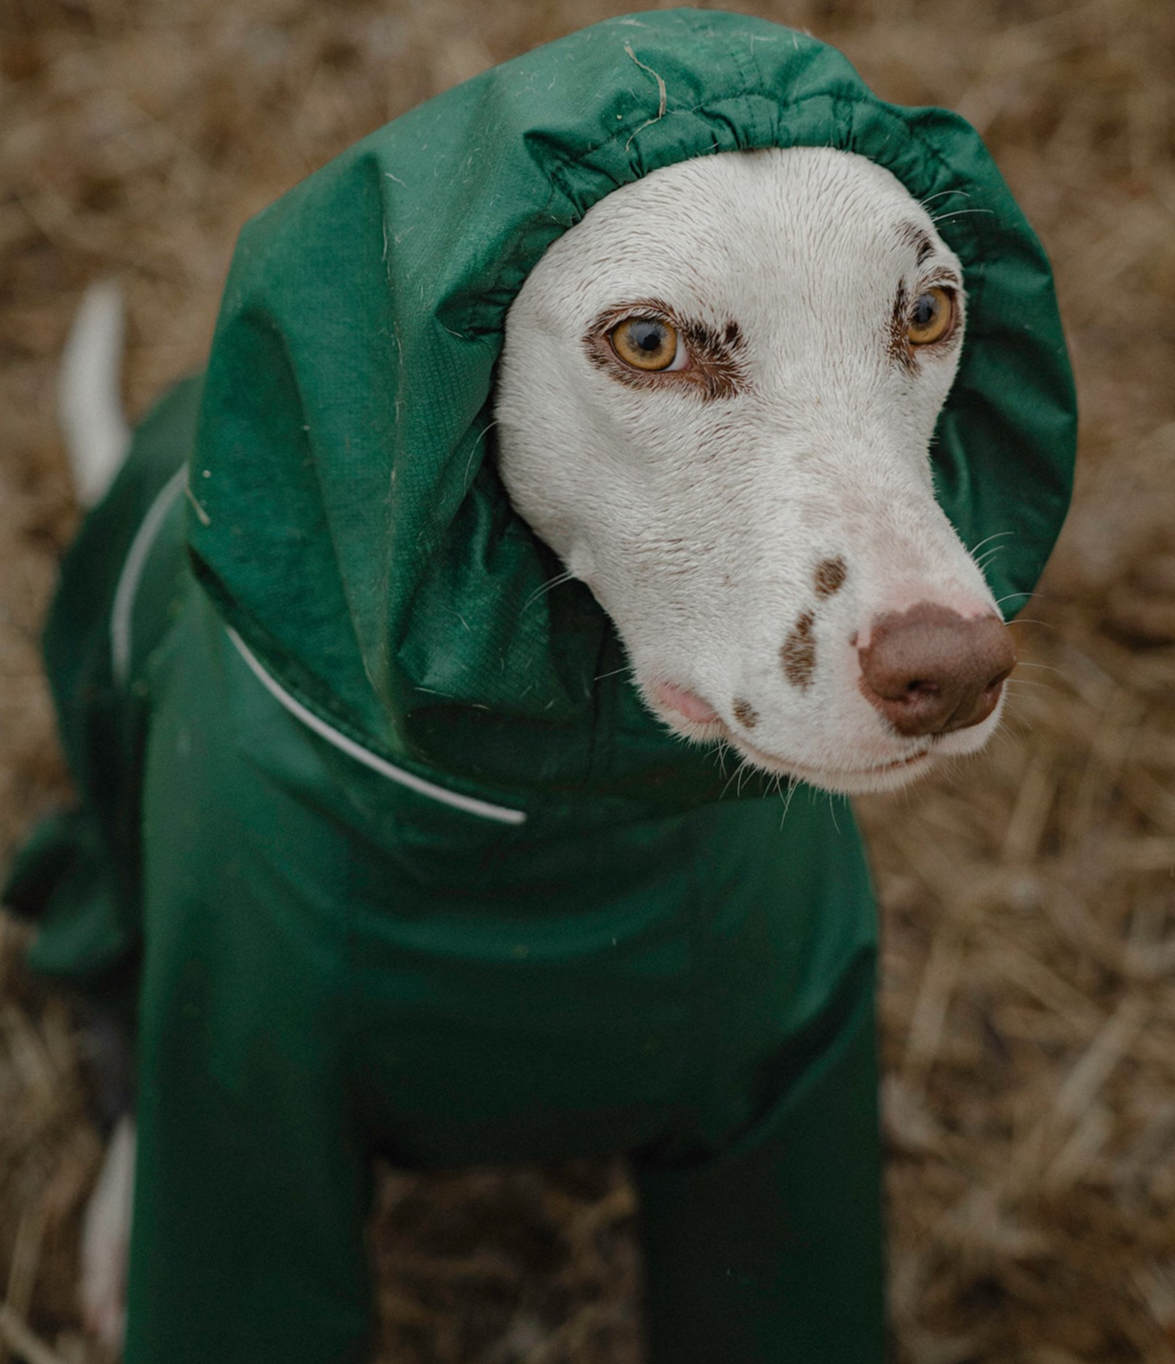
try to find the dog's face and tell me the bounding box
[496,147,1014,795]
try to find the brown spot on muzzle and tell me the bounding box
[781,612,817,689]
[898,221,936,266]
[814,556,847,598]
[857,603,1017,738]
[732,698,759,729]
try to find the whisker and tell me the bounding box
[777,777,799,832]
[969,530,1015,557]
[920,188,972,210]
[736,756,754,797]
[975,542,1009,561]
[1013,660,1066,677]
[998,707,1034,739]
[463,418,499,487]
[995,591,1034,612]
[720,755,743,800]
[522,569,576,611]
[593,663,633,682]
[825,792,842,836]
[929,207,997,225]
[975,546,1010,572]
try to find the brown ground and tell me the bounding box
[2,0,1174,1361]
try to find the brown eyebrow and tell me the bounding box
[583,298,751,402]
[897,221,936,267]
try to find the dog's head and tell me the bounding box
[185,13,1074,806]
[496,147,1015,795]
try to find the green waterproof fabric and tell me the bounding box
[3,10,1076,1363]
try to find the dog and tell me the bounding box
[76,141,1008,1356]
[7,13,1075,1363]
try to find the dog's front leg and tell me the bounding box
[636,964,885,1363]
[124,886,376,1364]
[123,906,377,1364]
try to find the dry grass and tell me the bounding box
[1,0,1174,1360]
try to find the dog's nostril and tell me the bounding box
[986,665,1013,691]
[857,603,1016,739]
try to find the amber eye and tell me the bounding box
[908,287,954,346]
[609,316,682,371]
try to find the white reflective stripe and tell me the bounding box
[110,467,188,687]
[226,628,528,826]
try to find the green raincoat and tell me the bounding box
[5,10,1075,1362]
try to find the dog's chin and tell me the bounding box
[724,734,941,795]
[647,705,931,794]
[650,704,1003,796]
[644,680,1004,796]
[708,726,941,794]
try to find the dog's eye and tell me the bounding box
[908,287,954,346]
[609,317,685,372]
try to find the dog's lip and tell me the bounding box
[645,681,937,781]
[651,679,721,725]
[723,729,935,783]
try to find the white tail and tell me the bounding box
[80,1114,135,1356]
[59,280,131,508]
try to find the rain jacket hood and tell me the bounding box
[186,7,1076,814]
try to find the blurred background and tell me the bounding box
[1,0,1174,1360]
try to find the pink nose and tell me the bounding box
[857,603,1016,738]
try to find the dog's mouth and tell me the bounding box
[647,678,938,793]
[723,730,936,793]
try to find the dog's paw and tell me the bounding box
[80,1115,135,1357]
